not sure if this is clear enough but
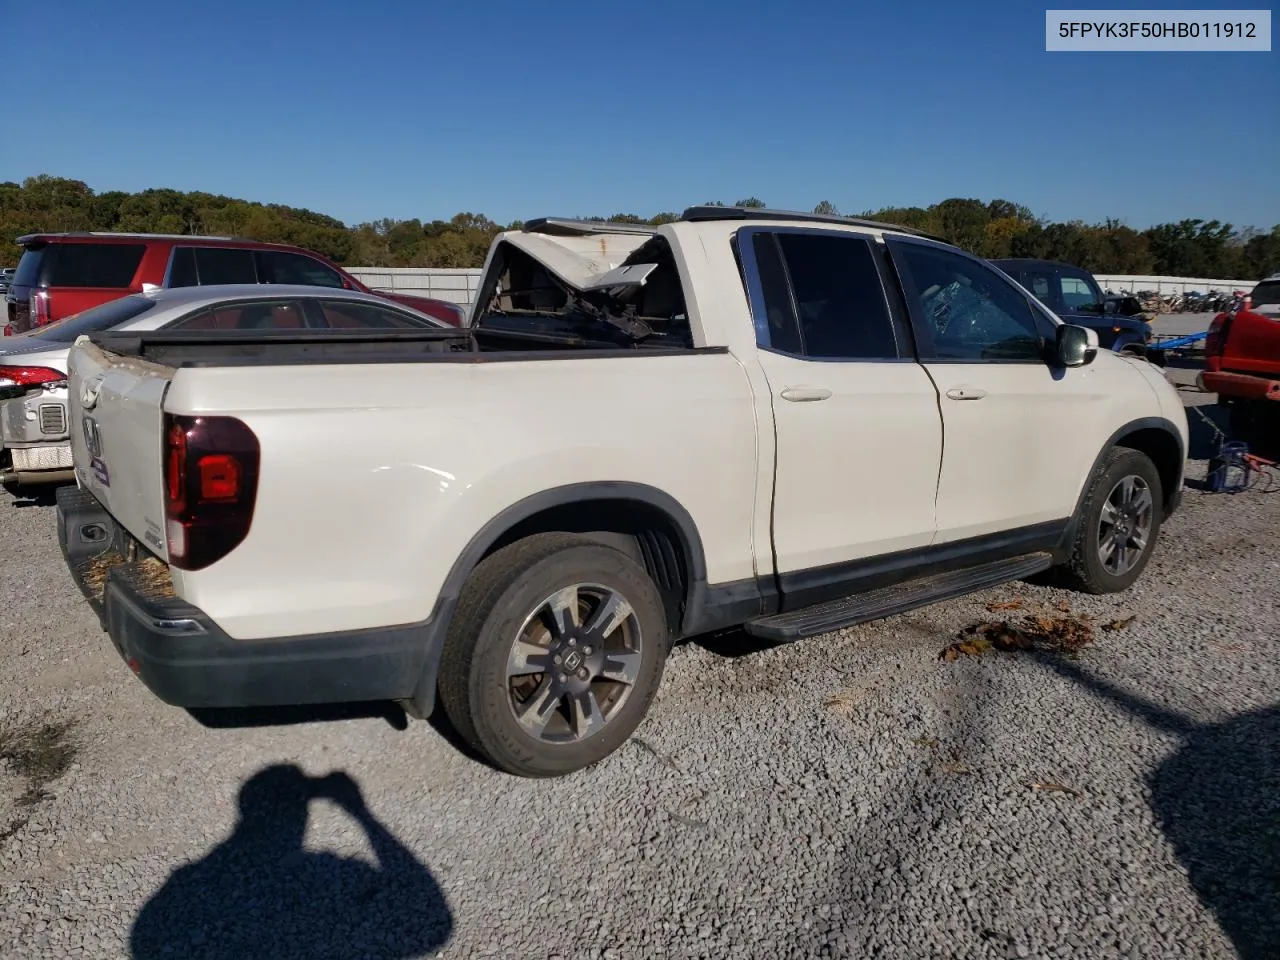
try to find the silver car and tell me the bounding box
[0,285,447,492]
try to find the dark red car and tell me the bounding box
[4,232,465,335]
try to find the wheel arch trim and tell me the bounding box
[1061,416,1185,552]
[408,481,709,714]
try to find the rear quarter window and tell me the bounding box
[12,247,46,287]
[38,243,146,288]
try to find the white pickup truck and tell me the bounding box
[58,207,1189,777]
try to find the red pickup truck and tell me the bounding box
[4,232,465,335]
[1202,274,1280,440]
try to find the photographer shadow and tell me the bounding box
[1032,654,1279,959]
[130,764,453,959]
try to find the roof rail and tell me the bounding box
[521,218,660,237]
[16,231,250,243]
[678,206,946,242]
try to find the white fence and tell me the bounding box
[344,267,1260,308]
[1094,275,1256,295]
[346,267,482,307]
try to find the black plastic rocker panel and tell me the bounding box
[744,552,1054,641]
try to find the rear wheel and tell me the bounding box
[1061,448,1163,594]
[437,533,671,778]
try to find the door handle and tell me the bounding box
[945,386,987,401]
[780,386,832,402]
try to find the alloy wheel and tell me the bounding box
[1097,474,1154,576]
[506,582,643,744]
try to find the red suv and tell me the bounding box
[4,232,465,335]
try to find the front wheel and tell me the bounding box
[1061,448,1163,594]
[437,533,671,777]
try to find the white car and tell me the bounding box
[58,207,1188,777]
[0,285,447,491]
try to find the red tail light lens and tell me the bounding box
[1205,313,1231,357]
[198,454,241,501]
[162,413,260,570]
[0,365,66,387]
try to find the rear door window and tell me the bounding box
[167,248,199,287]
[168,247,259,287]
[256,251,346,288]
[1059,275,1098,310]
[1018,268,1061,310]
[194,248,258,285]
[749,231,901,360]
[29,243,146,288]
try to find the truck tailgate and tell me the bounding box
[67,337,172,559]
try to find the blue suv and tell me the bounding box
[992,258,1155,360]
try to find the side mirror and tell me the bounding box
[1056,324,1097,367]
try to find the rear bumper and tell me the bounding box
[1199,370,1280,402]
[1,387,69,445]
[56,485,439,710]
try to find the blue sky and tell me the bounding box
[5,0,1277,228]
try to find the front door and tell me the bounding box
[886,238,1109,544]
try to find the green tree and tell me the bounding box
[0,176,1276,275]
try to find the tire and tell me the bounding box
[1060,448,1163,595]
[437,532,671,778]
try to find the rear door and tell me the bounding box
[66,340,173,559]
[737,227,943,608]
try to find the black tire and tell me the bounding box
[1060,448,1163,595]
[437,532,671,778]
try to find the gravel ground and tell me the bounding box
[1,362,1277,960]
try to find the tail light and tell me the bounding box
[3,324,12,337]
[1205,312,1232,357]
[30,290,50,327]
[0,365,66,400]
[163,413,260,570]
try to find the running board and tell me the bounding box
[744,552,1054,641]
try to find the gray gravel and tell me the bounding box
[1,364,1277,959]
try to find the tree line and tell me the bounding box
[3,175,1277,281]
